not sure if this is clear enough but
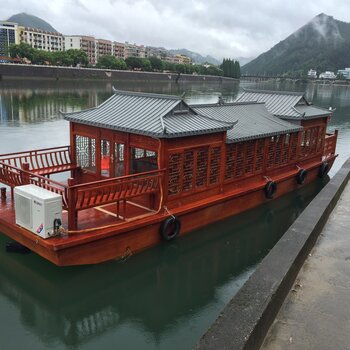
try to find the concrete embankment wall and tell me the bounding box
[0,63,235,83]
[196,157,350,350]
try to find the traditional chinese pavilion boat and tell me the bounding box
[0,88,338,266]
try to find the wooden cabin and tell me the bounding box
[0,89,338,265]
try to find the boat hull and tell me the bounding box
[0,157,335,266]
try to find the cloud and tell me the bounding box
[2,0,350,60]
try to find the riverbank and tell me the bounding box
[261,177,350,349]
[0,63,235,83]
[196,157,350,350]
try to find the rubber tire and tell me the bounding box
[160,216,181,241]
[264,181,277,199]
[318,162,329,178]
[296,169,308,185]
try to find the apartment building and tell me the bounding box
[96,39,112,59]
[0,21,20,55]
[64,35,96,64]
[19,27,63,51]
[113,41,124,59]
[124,42,146,59]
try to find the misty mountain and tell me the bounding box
[169,49,221,65]
[242,13,350,75]
[7,13,58,33]
[236,56,254,66]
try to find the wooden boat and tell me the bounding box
[0,88,338,266]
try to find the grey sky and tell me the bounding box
[1,0,350,60]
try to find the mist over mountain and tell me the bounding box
[7,13,58,32]
[242,13,350,75]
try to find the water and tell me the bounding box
[0,79,349,350]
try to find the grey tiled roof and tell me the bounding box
[294,105,331,118]
[62,89,233,138]
[235,89,305,119]
[235,89,332,120]
[190,102,302,143]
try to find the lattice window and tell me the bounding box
[235,143,245,177]
[255,139,264,172]
[267,137,275,169]
[225,144,236,180]
[114,143,124,177]
[310,127,319,154]
[168,153,182,195]
[281,134,289,165]
[316,127,325,152]
[209,146,221,184]
[245,140,255,174]
[75,135,96,172]
[274,135,283,167]
[183,150,194,191]
[289,133,298,161]
[196,147,208,187]
[131,147,157,174]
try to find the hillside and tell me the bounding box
[7,13,58,32]
[242,13,350,75]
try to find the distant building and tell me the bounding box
[0,21,20,56]
[124,42,146,59]
[307,69,317,79]
[113,42,125,59]
[145,46,167,59]
[337,68,350,80]
[64,35,96,64]
[165,54,192,65]
[319,71,336,79]
[19,26,63,52]
[96,39,112,59]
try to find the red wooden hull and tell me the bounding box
[0,157,335,266]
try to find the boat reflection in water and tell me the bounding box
[0,179,325,350]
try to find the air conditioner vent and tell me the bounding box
[14,193,32,229]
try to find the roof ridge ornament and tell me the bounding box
[218,95,225,105]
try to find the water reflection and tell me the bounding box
[0,80,241,127]
[0,181,324,350]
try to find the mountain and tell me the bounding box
[7,13,58,32]
[236,56,254,66]
[169,48,221,65]
[242,13,350,75]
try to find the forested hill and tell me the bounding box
[242,13,350,75]
[7,13,58,32]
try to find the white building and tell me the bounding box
[319,71,336,79]
[307,69,317,79]
[337,68,350,80]
[0,21,20,56]
[19,26,63,52]
[64,35,97,64]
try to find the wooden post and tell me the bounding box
[67,178,78,231]
[21,162,30,185]
[1,187,6,200]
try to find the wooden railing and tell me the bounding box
[0,162,69,208]
[324,131,338,158]
[0,145,74,174]
[70,169,164,211]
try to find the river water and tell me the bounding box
[0,78,349,350]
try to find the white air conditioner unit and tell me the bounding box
[14,184,62,239]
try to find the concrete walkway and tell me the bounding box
[261,182,350,350]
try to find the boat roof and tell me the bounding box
[62,88,234,139]
[190,102,302,143]
[235,89,331,120]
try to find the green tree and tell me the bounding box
[149,56,163,71]
[9,43,35,62]
[125,57,143,70]
[65,49,89,66]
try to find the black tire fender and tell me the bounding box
[160,216,181,241]
[264,181,277,199]
[318,162,329,178]
[296,169,308,185]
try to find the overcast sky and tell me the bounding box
[1,0,350,60]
